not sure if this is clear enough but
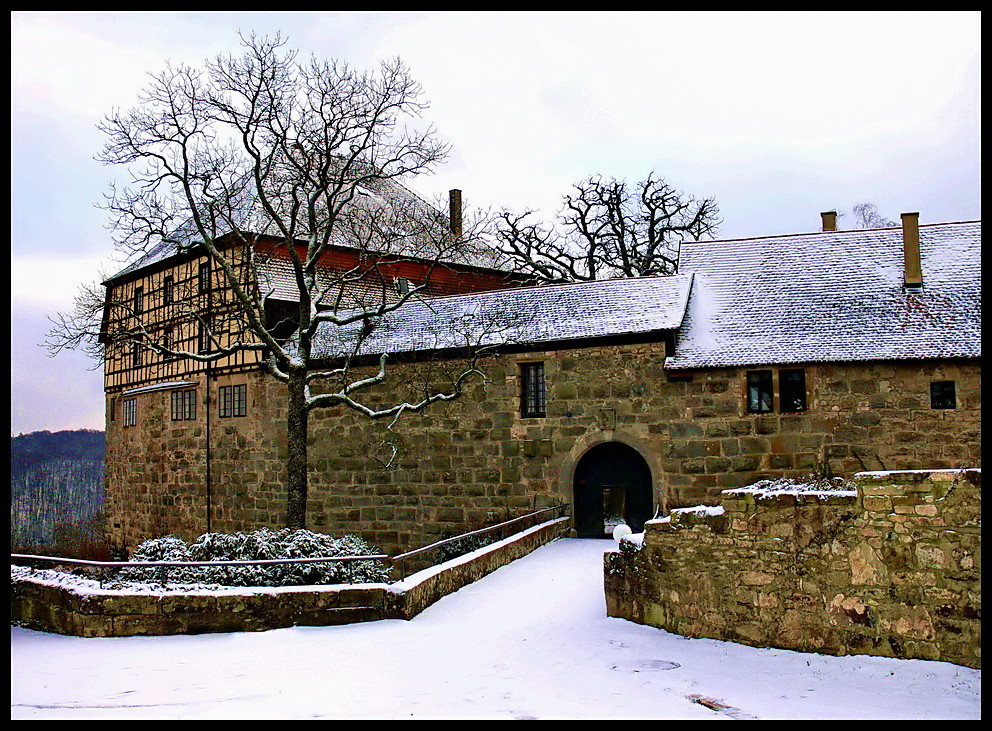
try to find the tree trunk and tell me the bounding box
[286,369,309,529]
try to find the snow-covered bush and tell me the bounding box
[435,532,495,565]
[110,529,391,588]
[725,474,857,499]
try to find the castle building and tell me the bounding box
[102,210,981,555]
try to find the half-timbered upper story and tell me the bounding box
[100,188,528,396]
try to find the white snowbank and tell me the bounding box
[11,538,980,720]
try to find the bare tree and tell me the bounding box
[47,34,503,529]
[850,202,897,229]
[833,202,897,230]
[494,173,720,283]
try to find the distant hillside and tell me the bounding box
[10,429,107,556]
[11,429,105,476]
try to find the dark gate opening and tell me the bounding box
[573,442,653,538]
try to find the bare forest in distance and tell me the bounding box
[10,429,110,559]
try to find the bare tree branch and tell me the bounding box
[47,33,507,529]
[495,173,720,282]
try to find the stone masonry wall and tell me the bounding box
[105,341,981,559]
[11,517,568,637]
[604,469,981,668]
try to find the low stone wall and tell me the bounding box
[604,469,981,668]
[11,518,569,637]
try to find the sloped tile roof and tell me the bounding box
[104,177,506,283]
[666,221,981,370]
[255,257,402,310]
[311,275,694,359]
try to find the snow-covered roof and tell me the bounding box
[311,275,694,359]
[254,256,398,309]
[666,220,981,370]
[104,176,506,283]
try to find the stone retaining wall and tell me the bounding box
[604,469,981,668]
[11,518,568,637]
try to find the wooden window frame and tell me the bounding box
[745,370,774,413]
[163,275,174,305]
[520,362,547,419]
[779,368,808,413]
[219,383,247,418]
[170,388,197,421]
[122,398,137,427]
[197,319,212,354]
[930,381,956,410]
[160,326,173,359]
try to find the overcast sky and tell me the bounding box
[10,11,981,435]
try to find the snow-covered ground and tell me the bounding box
[10,538,981,720]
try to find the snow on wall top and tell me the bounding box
[310,274,694,359]
[666,221,981,370]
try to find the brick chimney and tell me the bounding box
[901,212,923,291]
[449,189,463,240]
[820,211,838,231]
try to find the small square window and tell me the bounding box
[746,370,774,413]
[520,362,546,418]
[930,381,956,409]
[780,369,807,412]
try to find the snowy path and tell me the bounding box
[10,538,981,719]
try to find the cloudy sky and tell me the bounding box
[10,11,981,435]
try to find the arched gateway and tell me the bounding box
[572,441,654,538]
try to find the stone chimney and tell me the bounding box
[449,189,463,240]
[820,211,838,231]
[901,212,923,291]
